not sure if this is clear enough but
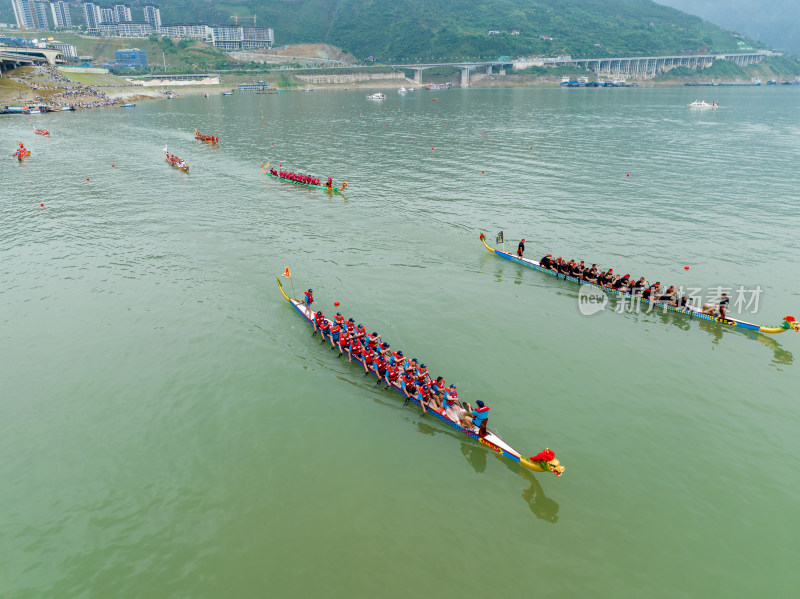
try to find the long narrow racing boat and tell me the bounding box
[276,275,565,477]
[194,129,218,144]
[164,148,189,172]
[480,233,799,335]
[261,163,347,194]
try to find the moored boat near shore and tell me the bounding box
[276,276,565,477]
[479,234,799,336]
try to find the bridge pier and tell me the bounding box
[413,68,423,84]
[461,67,470,87]
[486,65,492,75]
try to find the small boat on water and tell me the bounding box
[479,234,800,336]
[276,276,565,477]
[194,128,219,144]
[398,86,407,95]
[261,163,347,194]
[60,105,75,111]
[366,92,387,101]
[14,148,31,160]
[164,147,188,172]
[120,103,135,108]
[34,128,50,136]
[686,100,718,109]
[222,91,233,96]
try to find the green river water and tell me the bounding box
[2,85,799,597]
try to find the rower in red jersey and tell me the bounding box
[346,317,355,335]
[337,333,351,360]
[355,324,366,345]
[313,311,325,335]
[384,363,400,388]
[367,332,380,352]
[349,339,363,364]
[415,363,429,385]
[329,321,342,349]
[399,370,415,397]
[362,346,375,375]
[318,317,330,341]
[334,312,345,327]
[375,354,388,383]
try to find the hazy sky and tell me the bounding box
[657,0,800,55]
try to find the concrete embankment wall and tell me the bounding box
[58,67,110,74]
[295,72,405,84]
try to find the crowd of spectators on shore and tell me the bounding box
[3,65,138,111]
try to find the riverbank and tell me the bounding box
[0,65,222,109]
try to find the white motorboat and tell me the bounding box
[686,100,718,109]
[366,92,387,101]
[398,86,407,94]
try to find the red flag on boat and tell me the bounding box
[282,267,291,278]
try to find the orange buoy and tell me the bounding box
[684,266,690,270]
[334,301,340,306]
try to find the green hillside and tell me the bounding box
[158,0,763,61]
[2,0,765,63]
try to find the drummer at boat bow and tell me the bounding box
[517,239,525,258]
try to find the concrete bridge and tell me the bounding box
[391,60,514,87]
[517,51,768,79]
[393,52,769,85]
[0,46,65,76]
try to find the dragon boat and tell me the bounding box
[261,163,348,194]
[480,233,799,336]
[33,128,50,136]
[194,129,218,144]
[164,148,189,172]
[276,275,565,477]
[14,149,31,160]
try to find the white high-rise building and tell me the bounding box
[100,7,115,23]
[82,2,102,32]
[114,4,131,23]
[32,0,49,28]
[143,4,161,29]
[50,1,72,29]
[12,0,50,30]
